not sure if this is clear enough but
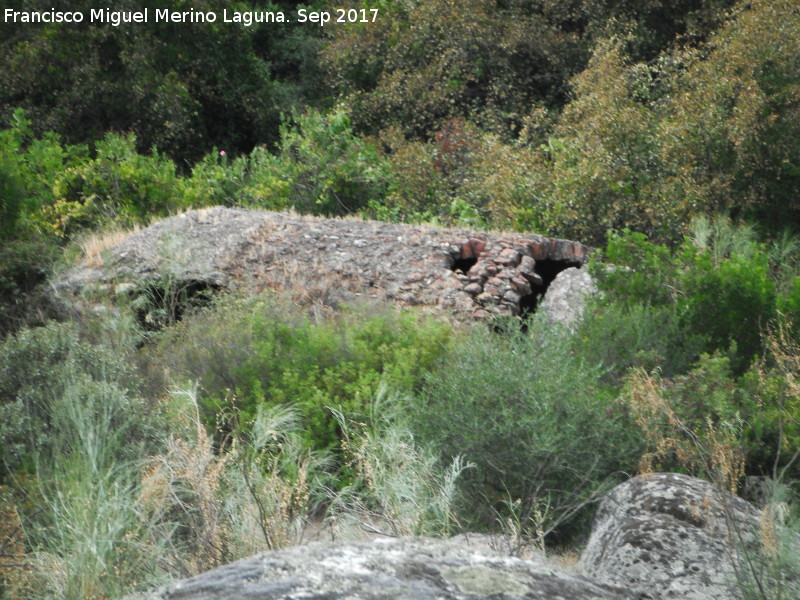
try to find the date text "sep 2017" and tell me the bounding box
[296,8,378,26]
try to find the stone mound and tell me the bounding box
[53,207,591,321]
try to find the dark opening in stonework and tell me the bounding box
[449,239,484,274]
[518,258,582,320]
[451,256,478,274]
[132,279,220,332]
[519,292,540,318]
[535,258,580,288]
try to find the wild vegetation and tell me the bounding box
[2,0,800,598]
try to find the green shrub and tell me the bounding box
[597,228,777,374]
[0,322,168,599]
[0,2,305,166]
[678,248,775,373]
[322,0,583,139]
[0,109,88,240]
[523,0,800,244]
[148,295,453,452]
[531,39,676,245]
[369,121,540,231]
[329,387,471,537]
[238,109,391,216]
[13,378,162,600]
[576,299,704,381]
[51,133,187,234]
[0,238,60,336]
[411,318,641,543]
[0,322,149,478]
[625,348,800,484]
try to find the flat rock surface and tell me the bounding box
[129,535,644,600]
[53,207,591,320]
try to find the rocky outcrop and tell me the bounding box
[580,473,765,600]
[128,474,781,600]
[128,535,644,600]
[53,207,591,321]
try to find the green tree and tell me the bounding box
[658,0,800,233]
[0,0,328,165]
[322,0,586,139]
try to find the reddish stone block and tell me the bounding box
[469,238,486,257]
[528,241,547,260]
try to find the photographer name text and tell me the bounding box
[4,7,378,27]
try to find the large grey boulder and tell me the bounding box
[130,535,643,600]
[580,473,764,600]
[537,267,597,330]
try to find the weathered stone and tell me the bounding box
[463,283,483,295]
[522,271,544,287]
[511,276,532,296]
[519,255,536,273]
[537,267,597,331]
[475,292,497,306]
[528,241,547,261]
[459,241,476,260]
[495,256,517,267]
[498,248,521,265]
[114,282,137,296]
[581,473,764,600]
[126,474,788,600]
[464,238,486,259]
[129,536,642,600]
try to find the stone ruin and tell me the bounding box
[53,207,593,323]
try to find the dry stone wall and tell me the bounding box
[54,207,591,321]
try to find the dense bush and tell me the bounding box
[0,322,150,477]
[530,39,675,244]
[0,109,87,239]
[0,239,60,337]
[366,120,538,230]
[530,0,800,244]
[322,0,584,139]
[147,295,454,452]
[657,0,800,234]
[245,109,392,216]
[323,0,734,142]
[594,227,785,374]
[411,318,641,542]
[623,346,800,488]
[51,133,188,234]
[576,300,704,381]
